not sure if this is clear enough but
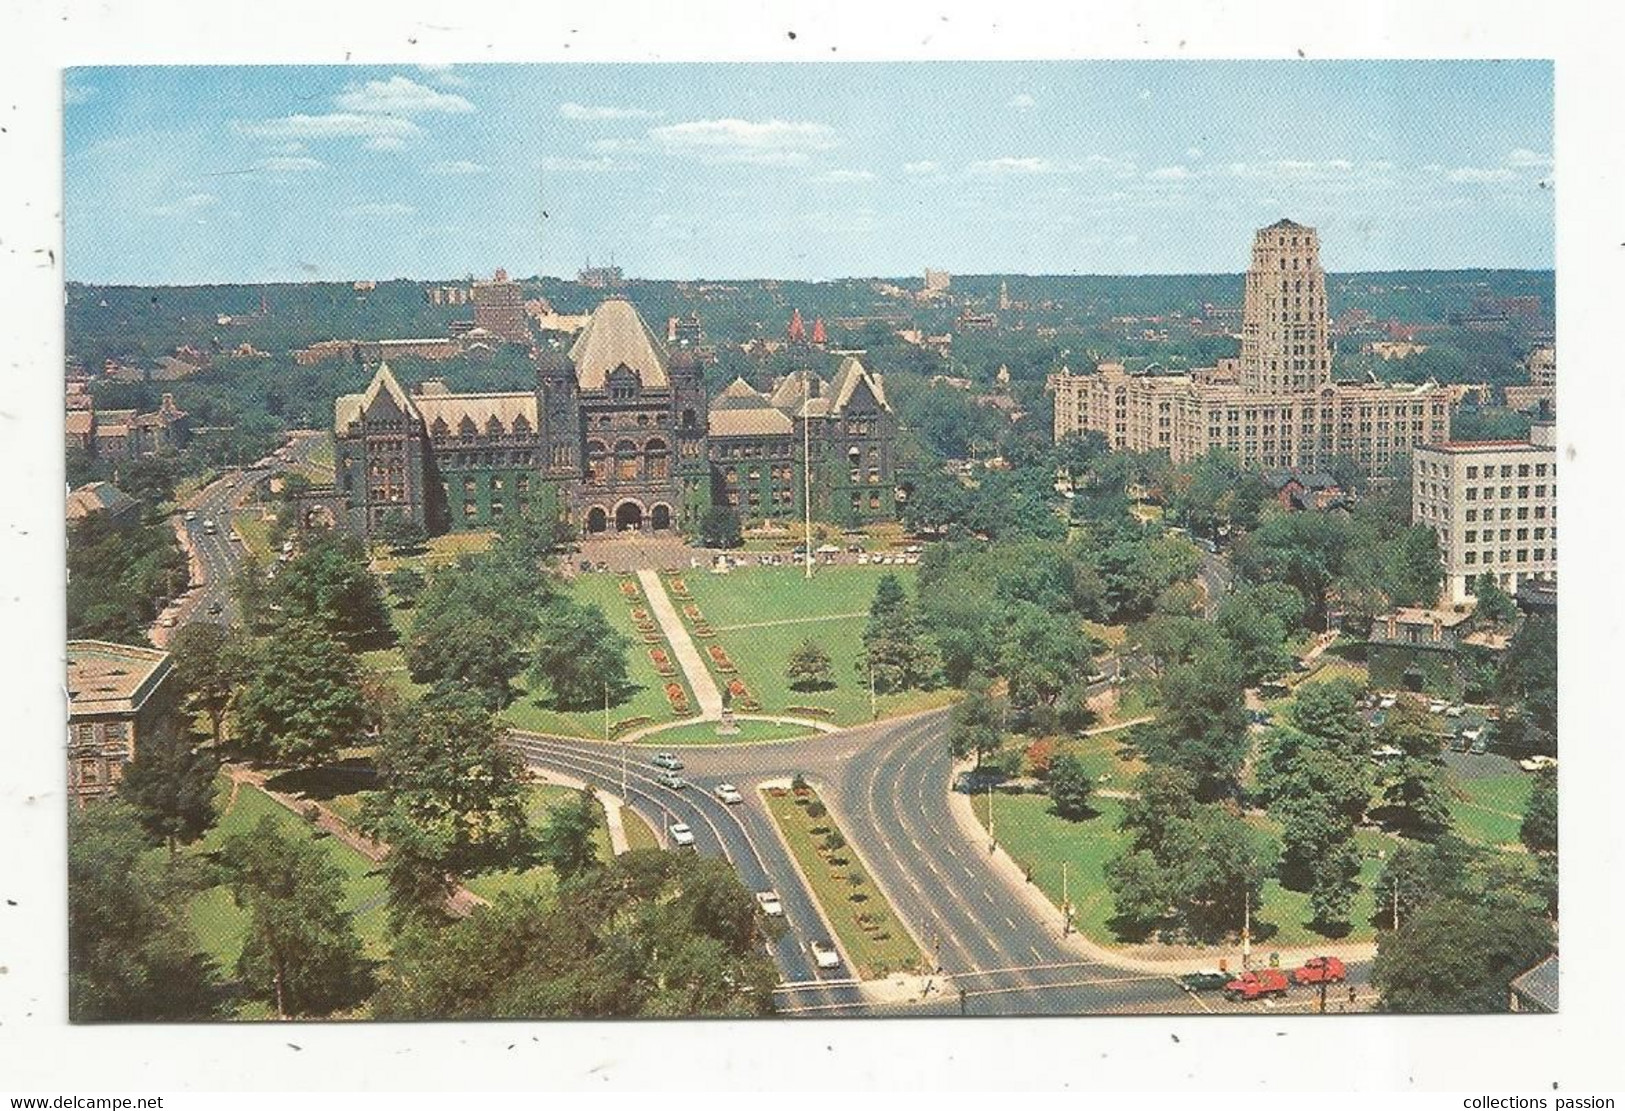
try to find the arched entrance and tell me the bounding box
[650,503,672,531]
[585,506,608,534]
[614,500,644,532]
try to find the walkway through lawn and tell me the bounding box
[713,611,868,633]
[635,569,724,720]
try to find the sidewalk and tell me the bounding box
[636,569,724,720]
[531,768,631,854]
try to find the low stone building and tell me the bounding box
[66,640,178,804]
[1366,605,1508,699]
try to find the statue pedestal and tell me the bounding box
[715,708,740,736]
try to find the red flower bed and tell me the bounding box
[669,578,690,597]
[619,581,640,600]
[708,645,736,672]
[632,608,649,622]
[728,678,749,698]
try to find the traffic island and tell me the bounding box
[759,778,925,981]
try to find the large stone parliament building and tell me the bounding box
[328,297,901,538]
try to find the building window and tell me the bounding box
[1465,551,1477,564]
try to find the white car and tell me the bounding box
[651,752,684,771]
[1519,755,1558,772]
[1444,705,1465,718]
[184,510,197,522]
[668,822,695,847]
[810,941,842,970]
[755,891,784,917]
[1428,700,1447,714]
[1378,694,1397,710]
[713,783,743,805]
[656,772,688,790]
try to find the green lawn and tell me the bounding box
[676,565,956,726]
[761,784,924,979]
[632,718,820,746]
[291,434,336,484]
[462,783,615,902]
[187,776,392,994]
[1447,772,1534,847]
[368,530,496,574]
[230,509,274,561]
[968,791,1387,949]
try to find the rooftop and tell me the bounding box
[569,298,671,391]
[67,640,172,717]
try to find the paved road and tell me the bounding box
[1197,545,1234,619]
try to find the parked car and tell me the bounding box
[1224,968,1290,1001]
[1378,694,1397,710]
[1428,700,1448,714]
[810,941,842,970]
[755,891,784,917]
[184,510,197,522]
[655,772,688,790]
[651,753,684,771]
[1370,745,1403,762]
[668,822,695,847]
[1519,755,1558,772]
[1292,956,1347,985]
[160,614,177,628]
[1444,704,1465,718]
[207,601,224,615]
[713,783,743,805]
[1180,969,1231,993]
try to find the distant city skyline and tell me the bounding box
[64,60,1553,285]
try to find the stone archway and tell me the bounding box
[585,506,608,534]
[614,500,644,532]
[650,503,672,531]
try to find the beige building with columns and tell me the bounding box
[1051,220,1452,473]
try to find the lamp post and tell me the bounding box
[987,783,996,854]
[868,656,877,721]
[1242,885,1252,970]
[802,366,814,581]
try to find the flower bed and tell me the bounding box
[648,648,677,676]
[726,678,760,713]
[668,577,691,598]
[683,604,704,622]
[611,715,653,735]
[664,682,691,715]
[619,580,641,602]
[708,645,737,672]
[692,623,716,638]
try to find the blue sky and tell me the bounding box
[62,60,1553,284]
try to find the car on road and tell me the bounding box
[1180,969,1230,993]
[713,783,743,805]
[655,772,688,790]
[1428,699,1448,714]
[1292,956,1347,985]
[1377,694,1397,710]
[651,753,684,771]
[755,891,784,917]
[1519,755,1558,772]
[184,511,197,522]
[810,940,842,970]
[668,822,695,847]
[160,614,177,628]
[1224,968,1290,1002]
[203,519,217,535]
[207,601,224,615]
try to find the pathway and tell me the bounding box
[531,768,631,854]
[713,611,867,633]
[636,569,724,720]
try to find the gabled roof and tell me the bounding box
[768,370,826,413]
[416,392,538,435]
[66,481,138,522]
[568,298,670,391]
[335,361,418,430]
[713,376,771,410]
[827,355,890,414]
[709,407,794,438]
[1509,954,1559,1012]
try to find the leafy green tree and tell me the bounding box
[1499,614,1557,745]
[385,566,426,607]
[530,598,631,710]
[1119,766,1199,860]
[1214,588,1294,685]
[221,816,373,1018]
[377,510,429,553]
[272,532,390,646]
[68,803,227,1021]
[1520,767,1557,855]
[1371,897,1552,1012]
[999,604,1094,725]
[363,692,529,871]
[370,810,457,934]
[1048,751,1095,820]
[168,621,251,744]
[947,678,1003,768]
[405,557,545,710]
[698,505,743,548]
[1372,706,1451,840]
[1287,678,1366,749]
[1135,613,1222,677]
[536,788,604,882]
[66,511,189,642]
[1103,849,1169,934]
[859,574,941,693]
[1472,572,1519,627]
[1308,835,1362,932]
[117,728,219,853]
[233,620,368,767]
[1131,651,1250,798]
[785,639,835,691]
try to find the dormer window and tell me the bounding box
[609,366,638,401]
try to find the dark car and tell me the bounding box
[579,560,593,573]
[1180,970,1230,993]
[207,600,224,615]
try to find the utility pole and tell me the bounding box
[1242,886,1252,970]
[1062,860,1071,935]
[987,783,995,853]
[1392,876,1401,932]
[868,656,877,720]
[1318,960,1328,1015]
[802,366,814,581]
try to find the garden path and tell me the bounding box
[636,569,724,720]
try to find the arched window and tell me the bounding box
[615,439,640,482]
[586,439,608,483]
[645,438,670,480]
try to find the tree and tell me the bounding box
[1371,897,1552,1012]
[1472,572,1518,627]
[1287,678,1366,750]
[386,566,426,607]
[1048,751,1094,820]
[698,505,743,549]
[536,789,604,882]
[370,810,457,934]
[118,727,219,853]
[221,815,373,1018]
[233,620,368,767]
[68,803,226,1021]
[1520,767,1557,855]
[530,598,631,710]
[363,692,529,872]
[998,604,1094,726]
[168,621,250,744]
[1308,835,1362,932]
[1214,588,1294,686]
[1131,651,1250,798]
[271,532,390,646]
[1499,614,1557,745]
[947,678,1003,768]
[405,557,545,710]
[377,510,429,554]
[859,574,941,693]
[785,639,835,691]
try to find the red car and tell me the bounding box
[1292,956,1347,985]
[1224,968,1290,1001]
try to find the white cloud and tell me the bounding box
[427,160,488,175]
[1225,158,1362,180]
[967,154,1135,178]
[145,192,218,217]
[1447,166,1517,184]
[560,102,658,121]
[541,156,620,173]
[342,201,415,218]
[1006,93,1036,110]
[1148,166,1189,180]
[365,135,407,152]
[255,156,325,173]
[63,80,94,106]
[649,118,837,165]
[417,63,468,87]
[1185,147,1204,160]
[234,113,422,142]
[809,169,874,184]
[1507,148,1553,168]
[335,75,474,116]
[902,160,940,175]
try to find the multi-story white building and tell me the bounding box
[1413,421,1558,604]
[1051,220,1453,474]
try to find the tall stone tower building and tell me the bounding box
[1240,218,1332,395]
